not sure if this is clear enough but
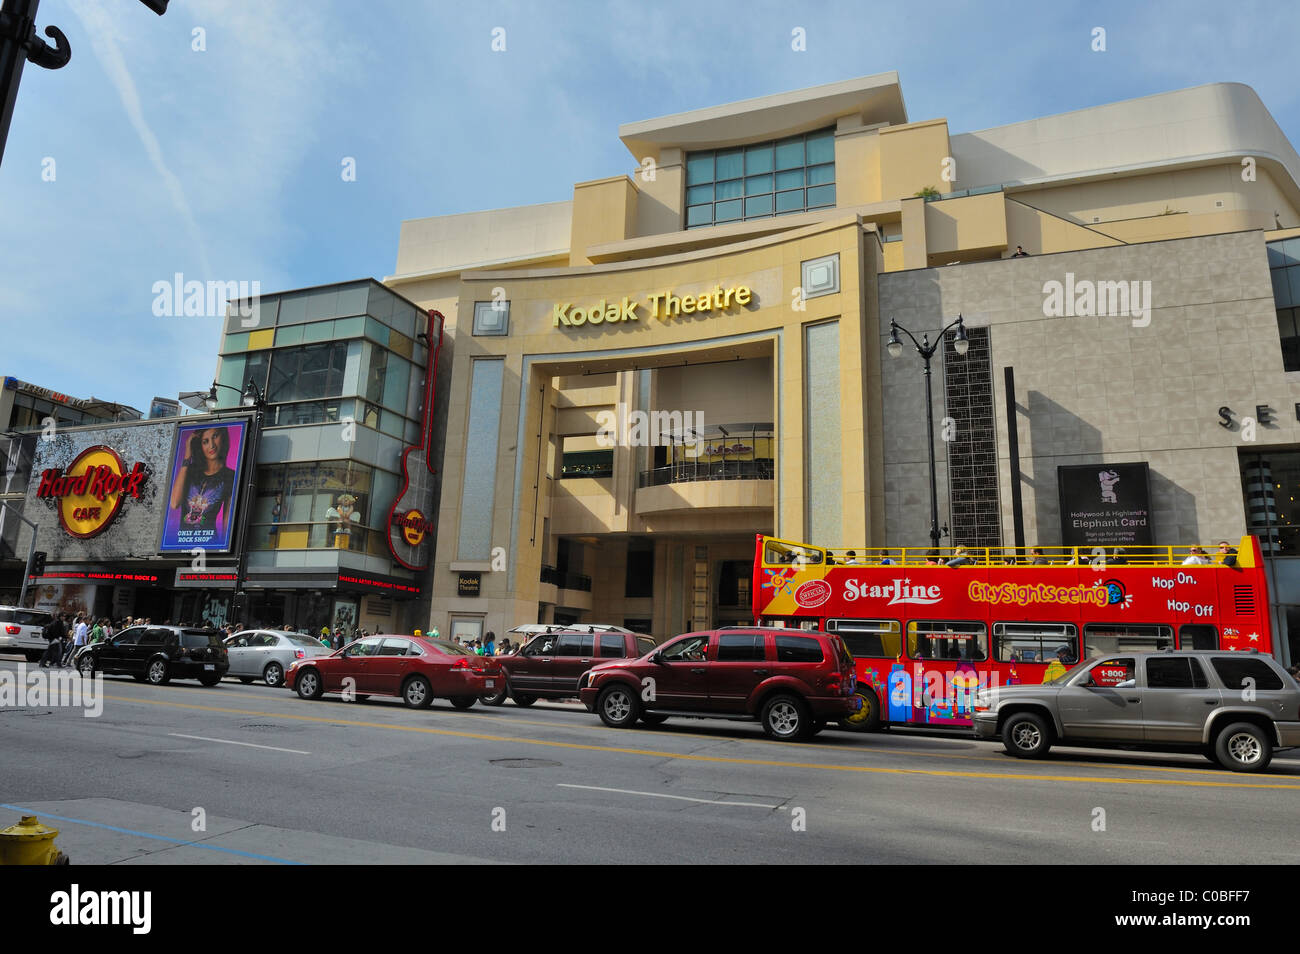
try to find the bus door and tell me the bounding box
[904,620,989,725]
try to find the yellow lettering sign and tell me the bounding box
[553,287,752,331]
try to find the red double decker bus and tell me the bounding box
[750,535,1275,731]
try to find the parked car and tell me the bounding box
[0,606,54,662]
[224,629,333,687]
[973,649,1300,772]
[481,625,658,706]
[75,624,228,686]
[577,626,860,741]
[286,635,503,709]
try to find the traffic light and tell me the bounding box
[138,0,170,13]
[30,551,46,576]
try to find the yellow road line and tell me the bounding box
[97,693,1300,791]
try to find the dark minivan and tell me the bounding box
[76,625,228,686]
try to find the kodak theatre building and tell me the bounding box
[384,74,1300,662]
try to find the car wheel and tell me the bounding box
[1001,712,1052,758]
[838,689,882,732]
[238,677,255,685]
[146,658,170,686]
[597,684,640,728]
[1214,722,1272,773]
[762,694,812,741]
[263,662,285,688]
[640,713,669,726]
[77,655,95,677]
[480,682,509,706]
[403,676,433,709]
[511,693,537,707]
[450,696,476,710]
[296,668,323,700]
[197,673,221,687]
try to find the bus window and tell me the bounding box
[993,622,1078,664]
[1084,624,1173,657]
[826,619,901,658]
[906,621,988,661]
[764,541,823,566]
[1178,624,1218,650]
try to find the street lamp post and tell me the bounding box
[206,379,265,626]
[886,315,969,550]
[0,0,167,169]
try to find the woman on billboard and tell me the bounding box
[168,427,237,537]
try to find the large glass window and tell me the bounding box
[993,622,1078,664]
[685,128,835,228]
[249,460,385,552]
[828,619,901,658]
[1268,238,1300,370]
[1083,623,1172,657]
[907,621,988,661]
[268,342,347,403]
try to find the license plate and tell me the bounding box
[485,680,495,688]
[204,664,215,671]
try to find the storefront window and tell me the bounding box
[250,460,387,551]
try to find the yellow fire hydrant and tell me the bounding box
[0,816,69,865]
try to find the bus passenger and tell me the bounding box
[1030,547,1049,565]
[946,546,973,568]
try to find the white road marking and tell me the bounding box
[168,733,309,755]
[557,783,778,808]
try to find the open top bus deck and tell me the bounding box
[751,534,1273,730]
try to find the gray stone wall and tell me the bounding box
[878,230,1295,548]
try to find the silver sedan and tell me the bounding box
[224,630,333,687]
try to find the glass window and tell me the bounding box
[382,356,410,412]
[1087,657,1137,687]
[686,184,713,205]
[1084,624,1172,656]
[715,149,743,180]
[993,623,1078,664]
[1278,309,1300,372]
[775,635,823,662]
[1211,656,1284,691]
[598,634,627,658]
[1146,657,1208,688]
[379,638,412,656]
[829,619,901,658]
[685,128,833,228]
[348,637,382,657]
[473,301,510,336]
[660,634,709,661]
[1179,624,1218,650]
[744,144,773,174]
[267,342,347,404]
[636,636,657,655]
[718,633,765,661]
[112,628,144,647]
[554,633,595,657]
[907,621,988,661]
[560,449,613,478]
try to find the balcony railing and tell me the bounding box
[638,458,774,488]
[540,565,592,591]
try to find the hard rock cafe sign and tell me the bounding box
[386,310,444,571]
[36,445,148,538]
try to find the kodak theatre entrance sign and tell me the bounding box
[552,285,752,330]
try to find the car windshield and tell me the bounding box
[1047,659,1094,685]
[182,630,224,648]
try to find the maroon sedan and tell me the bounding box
[285,635,502,709]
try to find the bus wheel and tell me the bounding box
[838,689,882,732]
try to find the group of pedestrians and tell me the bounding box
[38,614,122,668]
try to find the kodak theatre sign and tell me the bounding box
[553,285,752,330]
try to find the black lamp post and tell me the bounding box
[0,0,167,169]
[886,314,969,549]
[206,379,265,626]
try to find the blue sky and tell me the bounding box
[1,0,1296,416]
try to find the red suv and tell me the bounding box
[481,625,658,707]
[577,627,859,741]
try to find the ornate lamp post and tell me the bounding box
[0,0,167,168]
[886,314,969,549]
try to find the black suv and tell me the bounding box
[76,625,228,686]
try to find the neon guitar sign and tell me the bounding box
[385,310,444,570]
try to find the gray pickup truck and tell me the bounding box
[973,650,1300,772]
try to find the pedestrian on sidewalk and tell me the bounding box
[39,615,65,668]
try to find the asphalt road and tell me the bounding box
[2,655,1298,865]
